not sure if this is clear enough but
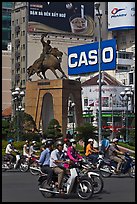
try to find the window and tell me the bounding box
[84,98,88,106]
[23,17,25,23]
[129,73,133,84]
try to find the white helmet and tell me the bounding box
[32,140,36,144]
[70,138,76,143]
[41,139,46,144]
[88,138,94,142]
[112,138,119,143]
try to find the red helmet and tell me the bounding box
[64,138,68,143]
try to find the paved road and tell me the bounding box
[2,170,135,202]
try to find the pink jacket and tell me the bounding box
[67,146,82,162]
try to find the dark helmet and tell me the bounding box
[55,140,63,147]
[46,139,53,147]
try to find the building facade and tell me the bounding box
[2,50,11,111]
[2,2,13,50]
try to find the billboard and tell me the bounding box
[28,2,94,36]
[108,2,135,31]
[68,39,116,75]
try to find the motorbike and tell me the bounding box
[38,161,94,200]
[79,157,104,194]
[95,152,135,178]
[2,151,29,172]
[29,155,41,175]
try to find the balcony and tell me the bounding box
[15,39,20,47]
[15,51,20,59]
[15,74,20,82]
[15,25,20,33]
[116,51,134,66]
[15,62,20,69]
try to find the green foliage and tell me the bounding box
[75,122,98,152]
[2,119,10,139]
[43,119,63,140]
[118,141,135,151]
[128,128,135,146]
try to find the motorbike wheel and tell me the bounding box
[29,161,40,175]
[128,164,135,178]
[90,174,104,194]
[76,176,94,200]
[19,160,29,172]
[99,164,112,178]
[39,180,55,198]
[2,161,7,172]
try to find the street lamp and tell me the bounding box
[68,100,75,136]
[12,87,25,141]
[95,2,102,151]
[120,88,133,143]
[110,94,116,139]
[71,102,75,135]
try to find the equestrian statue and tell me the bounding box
[27,34,68,79]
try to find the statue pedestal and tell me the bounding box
[25,79,83,136]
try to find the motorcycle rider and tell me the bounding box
[29,141,39,158]
[108,138,125,173]
[50,140,66,193]
[101,135,110,157]
[67,138,82,163]
[38,139,54,189]
[5,139,18,164]
[40,139,46,152]
[23,140,30,159]
[63,138,70,156]
[85,138,99,167]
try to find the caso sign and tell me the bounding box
[68,39,116,75]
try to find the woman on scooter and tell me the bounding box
[67,138,82,164]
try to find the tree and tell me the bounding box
[9,112,37,141]
[75,122,98,152]
[2,119,10,140]
[43,119,63,140]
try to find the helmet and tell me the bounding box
[25,140,29,143]
[64,138,68,143]
[46,139,53,146]
[41,139,46,144]
[70,138,76,144]
[8,139,14,143]
[112,138,119,143]
[55,140,63,147]
[88,138,94,142]
[32,140,36,144]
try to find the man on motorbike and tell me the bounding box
[101,135,110,157]
[5,139,18,163]
[67,138,82,163]
[29,141,39,158]
[108,138,125,173]
[38,139,54,189]
[40,139,46,152]
[85,138,99,167]
[23,140,30,159]
[50,140,67,193]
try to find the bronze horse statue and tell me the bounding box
[27,47,68,79]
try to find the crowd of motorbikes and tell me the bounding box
[2,147,135,200]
